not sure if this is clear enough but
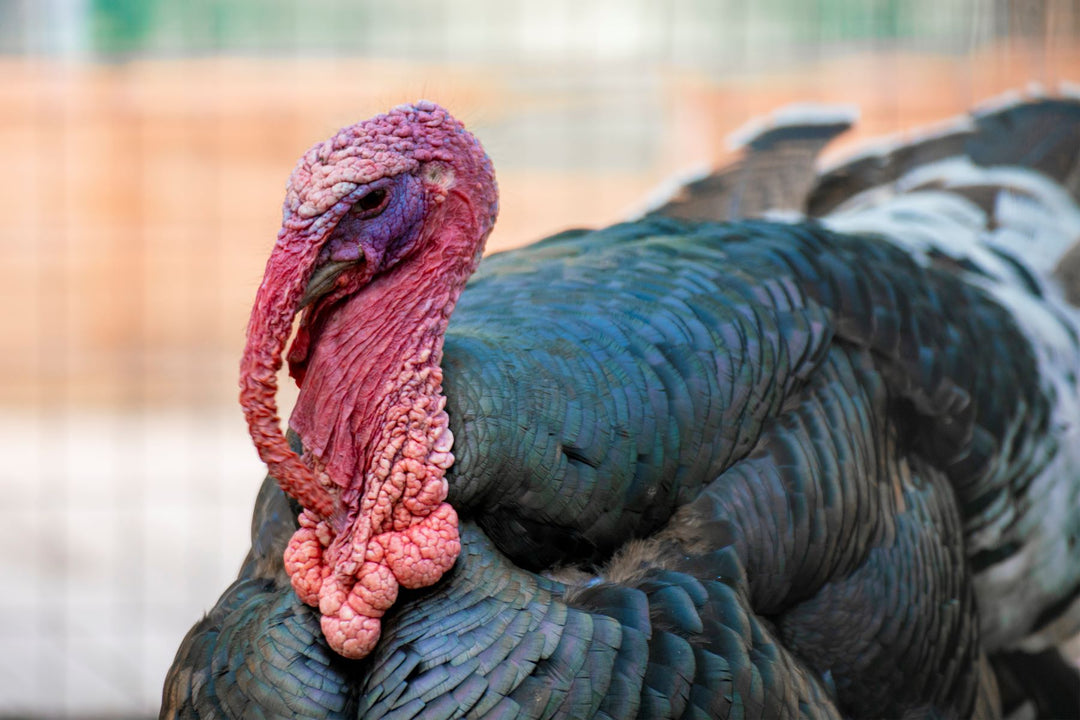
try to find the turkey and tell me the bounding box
[162,94,1080,719]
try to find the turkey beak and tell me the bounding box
[299,258,363,309]
[299,261,349,308]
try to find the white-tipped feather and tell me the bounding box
[1058,80,1080,100]
[725,102,859,151]
[970,87,1036,117]
[816,114,977,176]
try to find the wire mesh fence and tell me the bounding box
[0,0,1077,716]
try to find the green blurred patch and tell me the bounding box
[90,0,159,54]
[88,0,374,55]
[83,0,995,57]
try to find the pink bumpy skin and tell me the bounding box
[239,102,498,659]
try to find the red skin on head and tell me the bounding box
[239,102,498,659]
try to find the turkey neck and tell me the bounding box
[279,214,482,659]
[287,235,475,535]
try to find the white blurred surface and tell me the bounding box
[0,410,261,716]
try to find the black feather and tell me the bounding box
[164,94,1080,719]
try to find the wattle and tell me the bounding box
[283,270,464,659]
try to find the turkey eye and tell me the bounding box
[354,188,388,215]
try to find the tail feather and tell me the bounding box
[967,96,1080,199]
[809,93,1080,203]
[647,103,855,222]
[644,89,1080,295]
[808,116,974,217]
[815,91,1080,293]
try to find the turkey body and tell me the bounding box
[163,96,1080,719]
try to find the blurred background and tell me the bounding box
[1,0,1077,716]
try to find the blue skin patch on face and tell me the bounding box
[320,173,427,273]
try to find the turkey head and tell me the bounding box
[239,102,498,659]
